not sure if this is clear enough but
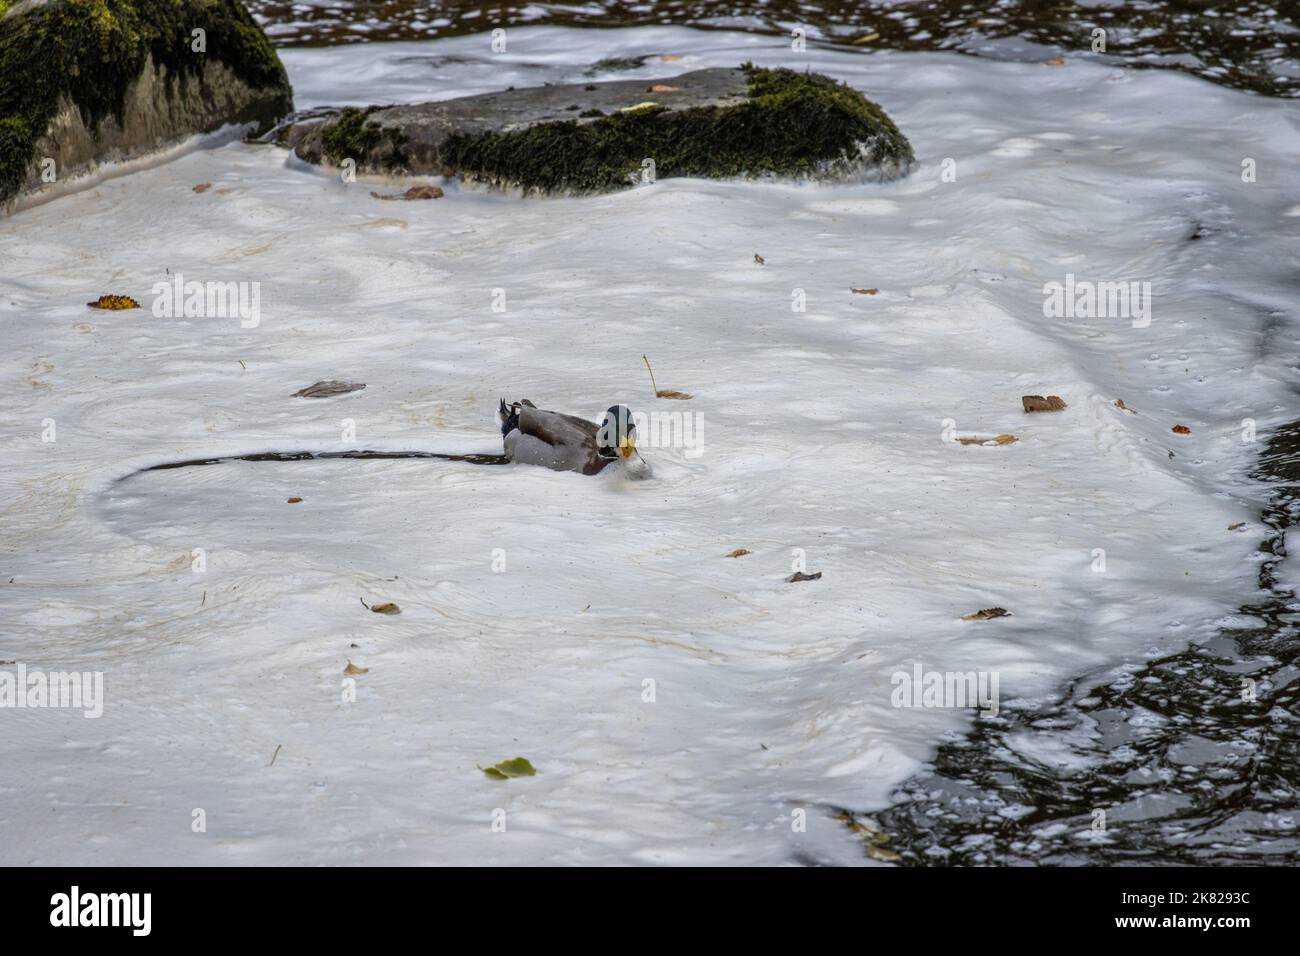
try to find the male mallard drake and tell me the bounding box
[498,399,650,477]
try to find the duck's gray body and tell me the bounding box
[499,399,614,476]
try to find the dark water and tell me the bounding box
[249,0,1300,97]
[863,421,1300,865]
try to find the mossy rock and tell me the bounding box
[284,65,914,193]
[0,0,293,206]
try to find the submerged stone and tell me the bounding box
[283,64,914,193]
[0,0,293,207]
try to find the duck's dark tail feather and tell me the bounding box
[498,398,535,437]
[125,449,511,480]
[498,398,520,437]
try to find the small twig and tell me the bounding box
[269,744,282,767]
[200,590,206,606]
[643,355,660,397]
[359,597,370,610]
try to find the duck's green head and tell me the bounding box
[597,405,637,460]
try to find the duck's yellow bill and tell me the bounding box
[619,437,636,459]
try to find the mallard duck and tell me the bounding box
[498,399,650,477]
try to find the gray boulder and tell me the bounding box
[284,64,913,193]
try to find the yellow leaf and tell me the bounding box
[86,294,140,310]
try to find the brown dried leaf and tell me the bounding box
[1114,398,1136,414]
[1228,522,1246,531]
[370,185,444,201]
[291,380,366,398]
[192,183,212,193]
[788,571,822,583]
[1043,56,1065,65]
[647,84,678,92]
[1172,424,1191,434]
[726,549,751,558]
[962,607,1011,621]
[956,434,1018,446]
[1022,394,1067,412]
[370,602,401,615]
[287,497,303,503]
[850,287,880,295]
[343,660,369,675]
[656,389,692,400]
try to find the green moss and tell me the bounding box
[320,106,409,171]
[441,65,914,194]
[0,0,292,203]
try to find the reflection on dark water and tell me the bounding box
[248,0,1299,97]
[864,421,1300,865]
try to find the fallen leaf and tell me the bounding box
[726,548,752,558]
[1172,424,1191,434]
[621,101,660,113]
[371,185,444,201]
[852,32,881,44]
[291,380,366,398]
[86,294,140,310]
[850,287,879,295]
[962,607,1012,621]
[642,355,691,400]
[660,54,683,62]
[287,496,303,503]
[956,434,1018,446]
[1043,56,1065,66]
[1022,394,1067,412]
[1114,398,1136,414]
[480,757,537,779]
[370,602,400,615]
[1228,522,1246,531]
[647,84,678,92]
[754,253,765,265]
[343,660,369,675]
[192,183,212,193]
[788,571,822,583]
[406,185,443,199]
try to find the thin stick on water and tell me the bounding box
[643,355,660,396]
